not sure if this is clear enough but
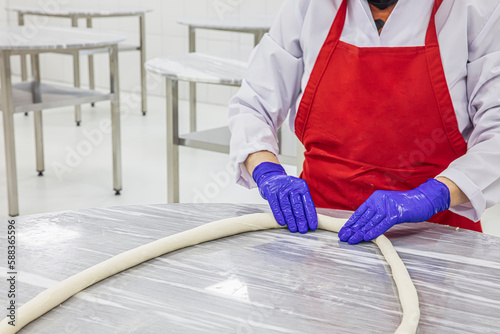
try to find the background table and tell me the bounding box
[8,5,152,117]
[0,26,125,216]
[146,54,296,202]
[1,203,499,333]
[177,15,274,132]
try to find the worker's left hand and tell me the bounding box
[338,179,451,244]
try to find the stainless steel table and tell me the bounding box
[0,26,125,217]
[0,203,499,333]
[178,15,275,132]
[8,5,153,118]
[145,54,296,202]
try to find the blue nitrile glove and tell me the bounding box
[338,179,450,244]
[253,162,318,234]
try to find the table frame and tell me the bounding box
[15,10,148,123]
[0,45,122,217]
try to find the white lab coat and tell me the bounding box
[228,0,500,222]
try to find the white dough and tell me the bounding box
[0,213,419,333]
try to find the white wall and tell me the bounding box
[0,0,285,105]
[0,0,7,26]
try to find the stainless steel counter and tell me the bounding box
[1,204,499,333]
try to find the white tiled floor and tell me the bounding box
[1,87,499,237]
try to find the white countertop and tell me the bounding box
[178,15,275,31]
[0,26,127,51]
[6,5,153,16]
[145,53,247,85]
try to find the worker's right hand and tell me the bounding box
[253,162,318,234]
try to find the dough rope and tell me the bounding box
[0,213,419,333]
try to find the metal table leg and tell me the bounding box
[296,138,305,176]
[109,45,122,195]
[254,30,265,46]
[166,78,180,203]
[31,54,45,176]
[0,51,19,217]
[71,16,82,126]
[18,13,28,82]
[18,13,30,117]
[188,26,197,132]
[140,13,148,116]
[277,127,283,153]
[87,18,96,108]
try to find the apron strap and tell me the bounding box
[425,0,443,46]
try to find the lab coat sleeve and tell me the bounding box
[228,0,307,188]
[438,2,500,221]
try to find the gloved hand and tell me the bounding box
[338,179,450,244]
[253,162,318,234]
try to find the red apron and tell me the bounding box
[295,0,482,232]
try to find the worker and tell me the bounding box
[229,0,500,244]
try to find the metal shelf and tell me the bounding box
[0,81,113,114]
[179,126,230,154]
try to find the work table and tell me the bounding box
[1,204,499,333]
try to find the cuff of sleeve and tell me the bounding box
[437,168,485,222]
[233,144,280,189]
